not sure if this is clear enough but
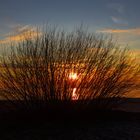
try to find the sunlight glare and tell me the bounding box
[72,88,78,100]
[68,72,78,80]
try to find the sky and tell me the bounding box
[0,0,140,52]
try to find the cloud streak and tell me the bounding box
[98,28,140,35]
[108,3,124,14]
[97,27,140,51]
[108,3,128,26]
[0,25,40,44]
[111,16,128,25]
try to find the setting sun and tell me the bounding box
[68,72,78,80]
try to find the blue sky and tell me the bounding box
[0,0,140,51]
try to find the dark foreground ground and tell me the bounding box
[1,99,140,140]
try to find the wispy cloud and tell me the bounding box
[97,27,140,50]
[98,28,140,35]
[0,25,40,44]
[111,16,120,24]
[108,3,128,26]
[111,16,128,25]
[108,3,124,14]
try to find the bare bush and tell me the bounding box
[0,26,139,111]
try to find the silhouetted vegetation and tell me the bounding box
[0,26,139,112]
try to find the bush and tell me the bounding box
[0,26,139,111]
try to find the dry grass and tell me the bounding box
[0,26,139,111]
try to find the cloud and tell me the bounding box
[111,16,128,25]
[98,28,140,35]
[0,25,40,44]
[108,3,128,26]
[111,16,120,24]
[97,28,140,50]
[108,3,124,14]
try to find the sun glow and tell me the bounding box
[68,72,78,80]
[68,72,79,100]
[72,88,79,100]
